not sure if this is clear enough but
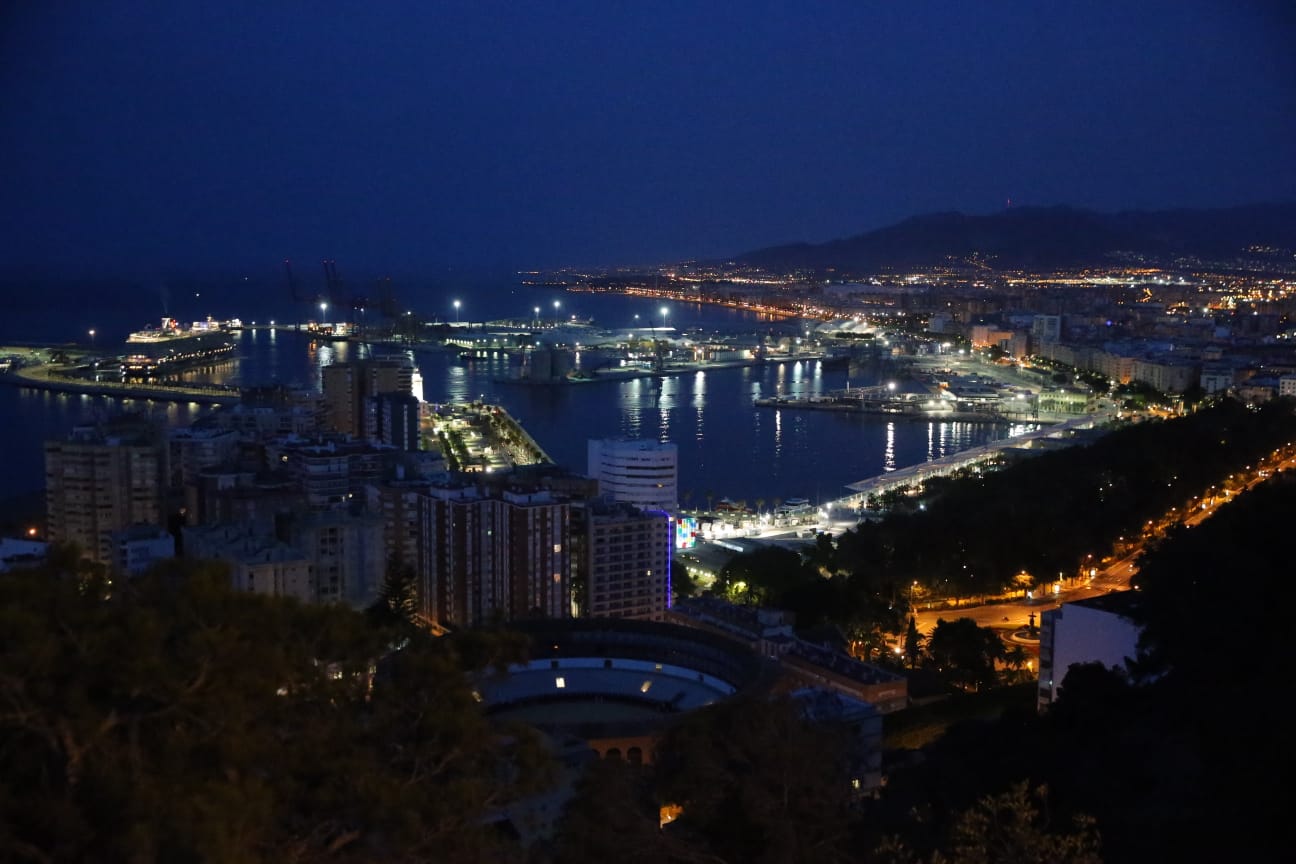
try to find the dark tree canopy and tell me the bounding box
[0,559,552,863]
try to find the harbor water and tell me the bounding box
[0,279,1036,505]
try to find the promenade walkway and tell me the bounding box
[1,362,242,405]
[827,412,1115,513]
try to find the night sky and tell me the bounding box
[2,1,1293,281]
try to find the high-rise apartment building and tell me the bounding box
[266,437,396,509]
[571,500,671,620]
[418,483,570,628]
[587,438,678,512]
[281,507,386,608]
[371,392,421,451]
[321,357,415,438]
[366,471,428,577]
[44,419,167,566]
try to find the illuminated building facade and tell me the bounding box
[587,438,678,511]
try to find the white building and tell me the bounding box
[111,525,176,577]
[587,438,678,512]
[1037,591,1143,712]
[184,523,315,605]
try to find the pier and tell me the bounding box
[823,412,1116,514]
[2,362,242,405]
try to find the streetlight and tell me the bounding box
[534,306,540,325]
[453,299,461,324]
[659,305,669,332]
[88,329,95,348]
[319,301,328,324]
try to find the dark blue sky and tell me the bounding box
[2,1,1293,281]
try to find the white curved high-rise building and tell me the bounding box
[587,438,678,512]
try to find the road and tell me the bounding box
[910,550,1138,639]
[906,448,1296,642]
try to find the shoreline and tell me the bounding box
[1,364,241,405]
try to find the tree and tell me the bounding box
[366,558,420,632]
[875,781,1102,864]
[926,618,1005,691]
[548,759,674,864]
[0,562,553,863]
[671,566,700,602]
[903,616,924,669]
[715,546,814,607]
[654,695,854,864]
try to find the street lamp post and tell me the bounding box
[534,306,540,326]
[453,299,461,324]
[319,302,328,326]
[88,329,95,348]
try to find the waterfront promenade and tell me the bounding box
[1,360,241,405]
[826,412,1116,513]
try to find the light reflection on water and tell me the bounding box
[208,333,1031,502]
[2,327,1039,504]
[692,371,705,443]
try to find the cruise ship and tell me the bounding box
[127,317,236,344]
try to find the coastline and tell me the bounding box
[1,363,241,405]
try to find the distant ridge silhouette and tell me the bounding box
[730,202,1296,272]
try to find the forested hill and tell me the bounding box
[730,202,1296,272]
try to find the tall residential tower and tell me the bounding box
[587,438,678,512]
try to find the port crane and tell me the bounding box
[283,259,405,335]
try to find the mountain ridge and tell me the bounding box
[728,202,1296,272]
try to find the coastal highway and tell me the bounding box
[907,450,1296,641]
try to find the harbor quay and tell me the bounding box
[1,351,241,405]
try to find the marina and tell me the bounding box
[0,293,1059,506]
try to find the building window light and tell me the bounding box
[641,680,652,693]
[555,677,566,689]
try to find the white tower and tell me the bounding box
[587,438,678,512]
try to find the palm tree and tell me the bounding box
[755,497,766,515]
[682,489,694,511]
[705,489,715,512]
[1004,643,1030,682]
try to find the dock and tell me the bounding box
[1,363,242,405]
[753,379,1037,424]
